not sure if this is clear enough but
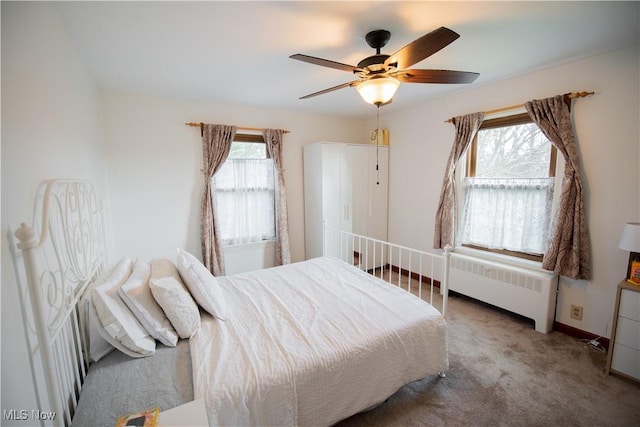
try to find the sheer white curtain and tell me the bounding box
[459,177,554,254]
[213,158,276,246]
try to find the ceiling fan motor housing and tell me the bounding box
[359,30,395,72]
[357,54,391,70]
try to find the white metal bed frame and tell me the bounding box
[9,179,451,427]
[9,180,107,426]
[323,222,451,317]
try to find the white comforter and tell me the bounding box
[190,256,448,426]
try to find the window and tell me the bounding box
[213,139,276,246]
[458,113,558,260]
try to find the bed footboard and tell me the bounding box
[322,222,451,316]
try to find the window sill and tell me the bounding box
[453,245,546,273]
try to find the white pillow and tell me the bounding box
[83,304,115,362]
[176,248,229,320]
[149,258,200,339]
[91,260,156,358]
[119,259,179,347]
[79,258,134,362]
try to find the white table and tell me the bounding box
[158,398,208,426]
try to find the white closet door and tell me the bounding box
[320,143,345,231]
[350,145,369,237]
[304,142,387,264]
[304,142,353,260]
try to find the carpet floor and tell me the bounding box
[335,273,640,427]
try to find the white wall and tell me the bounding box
[1,2,108,422]
[101,92,366,266]
[374,46,640,337]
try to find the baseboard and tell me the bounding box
[387,264,441,288]
[553,321,610,350]
[353,250,442,289]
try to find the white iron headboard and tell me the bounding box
[9,179,108,426]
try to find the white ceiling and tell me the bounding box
[53,1,639,119]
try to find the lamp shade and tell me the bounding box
[618,222,640,252]
[356,77,400,105]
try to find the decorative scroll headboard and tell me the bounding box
[9,179,109,426]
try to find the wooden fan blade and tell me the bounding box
[385,27,459,70]
[290,54,359,73]
[392,69,479,84]
[299,80,360,99]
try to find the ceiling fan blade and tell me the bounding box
[290,54,360,73]
[299,80,360,99]
[392,69,479,84]
[385,27,460,70]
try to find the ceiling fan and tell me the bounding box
[290,27,479,105]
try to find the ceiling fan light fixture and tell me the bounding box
[356,76,400,105]
[292,27,478,102]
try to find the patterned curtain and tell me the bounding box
[263,128,291,265]
[525,95,591,280]
[201,124,236,276]
[434,113,484,248]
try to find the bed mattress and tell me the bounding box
[72,340,193,426]
[190,256,448,426]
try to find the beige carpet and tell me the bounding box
[335,273,640,427]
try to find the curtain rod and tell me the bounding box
[444,91,594,123]
[185,122,290,134]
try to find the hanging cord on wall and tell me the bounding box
[369,105,381,185]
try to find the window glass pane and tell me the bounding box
[476,123,551,178]
[215,159,274,191]
[459,119,555,257]
[213,150,276,246]
[228,141,266,159]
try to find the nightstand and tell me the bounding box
[158,398,208,426]
[606,280,640,383]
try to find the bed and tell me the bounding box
[9,179,452,427]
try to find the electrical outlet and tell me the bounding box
[570,305,583,321]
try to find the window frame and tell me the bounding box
[460,113,558,262]
[213,135,276,246]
